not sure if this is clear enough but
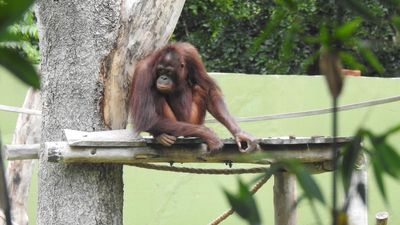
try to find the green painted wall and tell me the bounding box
[1,69,399,224]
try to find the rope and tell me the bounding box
[208,174,272,225]
[129,163,271,224]
[205,95,400,123]
[129,163,269,175]
[1,95,399,122]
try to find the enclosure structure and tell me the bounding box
[0,1,377,224]
[5,128,365,225]
[34,0,186,224]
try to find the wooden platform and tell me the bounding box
[4,129,367,225]
[6,129,353,166]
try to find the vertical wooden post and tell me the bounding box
[348,153,368,225]
[274,171,297,225]
[375,212,389,225]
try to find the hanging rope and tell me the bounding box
[1,95,400,121]
[208,174,272,225]
[129,163,269,175]
[129,163,272,224]
[205,95,400,123]
[127,163,273,225]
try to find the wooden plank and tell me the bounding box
[64,129,353,146]
[260,136,353,145]
[65,129,204,146]
[64,129,145,147]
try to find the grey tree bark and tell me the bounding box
[35,0,185,224]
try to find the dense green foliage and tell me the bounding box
[174,0,400,77]
[175,1,400,224]
[0,10,39,64]
[0,0,39,89]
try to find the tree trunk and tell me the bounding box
[35,1,185,224]
[1,89,40,225]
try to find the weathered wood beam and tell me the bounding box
[4,141,339,164]
[5,144,40,160]
[45,141,346,164]
[4,143,335,173]
[43,141,343,165]
[64,129,353,146]
[5,130,354,167]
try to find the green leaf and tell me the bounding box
[380,0,400,7]
[319,25,330,48]
[276,0,298,11]
[337,0,376,20]
[376,143,400,178]
[249,9,286,54]
[384,123,400,137]
[0,0,35,33]
[356,182,367,205]
[334,18,362,41]
[280,23,297,61]
[300,51,320,73]
[367,131,400,178]
[339,51,366,71]
[285,160,325,204]
[357,43,384,74]
[224,178,262,225]
[298,193,324,225]
[371,159,387,202]
[0,47,39,89]
[392,16,400,30]
[0,30,21,42]
[341,135,362,193]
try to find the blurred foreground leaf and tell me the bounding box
[337,0,376,20]
[340,134,362,193]
[319,48,344,98]
[249,9,286,54]
[357,43,385,74]
[0,47,39,89]
[284,160,325,204]
[224,178,262,225]
[371,158,387,201]
[0,0,35,33]
[356,182,367,205]
[361,124,400,202]
[334,18,362,41]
